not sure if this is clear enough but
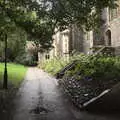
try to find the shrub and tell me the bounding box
[15,53,37,66]
[39,53,120,83]
[66,55,120,82]
[38,57,69,75]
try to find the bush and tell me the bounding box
[15,53,37,66]
[60,55,120,109]
[38,57,69,75]
[66,55,120,82]
[39,54,120,83]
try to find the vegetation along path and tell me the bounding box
[10,68,120,120]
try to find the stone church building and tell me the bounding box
[39,1,120,61]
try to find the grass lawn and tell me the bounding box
[0,63,27,87]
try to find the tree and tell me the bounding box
[1,0,118,47]
[0,0,118,89]
[0,0,55,89]
[0,1,17,89]
[39,0,118,30]
[0,28,27,62]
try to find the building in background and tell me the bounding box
[38,0,120,61]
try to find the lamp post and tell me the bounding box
[3,33,8,89]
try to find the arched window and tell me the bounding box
[106,30,111,46]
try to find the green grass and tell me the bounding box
[0,63,27,87]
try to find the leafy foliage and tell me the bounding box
[41,54,120,83]
[38,0,118,31]
[59,55,120,109]
[0,28,26,62]
[38,57,69,75]
[15,53,37,66]
[66,55,120,82]
[0,0,118,50]
[0,0,54,50]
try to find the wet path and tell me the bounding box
[12,68,120,120]
[12,68,77,120]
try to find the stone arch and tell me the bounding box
[106,30,111,46]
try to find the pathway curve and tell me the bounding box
[11,68,120,120]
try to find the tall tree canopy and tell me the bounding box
[39,0,118,30]
[0,0,118,89]
[0,0,118,50]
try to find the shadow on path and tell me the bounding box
[12,68,76,120]
[9,68,120,120]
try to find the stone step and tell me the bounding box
[92,46,115,56]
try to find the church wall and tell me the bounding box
[110,18,120,47]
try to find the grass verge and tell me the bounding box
[0,63,27,117]
[0,63,27,87]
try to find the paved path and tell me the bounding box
[11,68,120,120]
